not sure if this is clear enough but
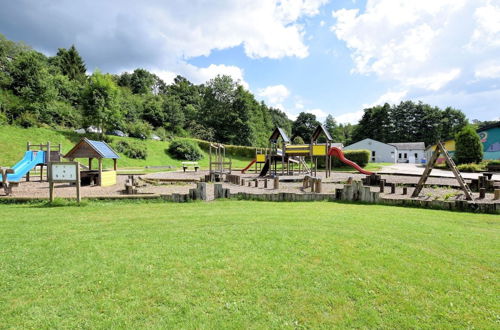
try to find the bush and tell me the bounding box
[456,163,484,172]
[15,111,38,128]
[114,140,148,159]
[332,150,370,167]
[154,127,171,141]
[196,139,258,159]
[0,111,8,126]
[455,126,483,164]
[125,120,152,139]
[293,136,305,144]
[168,139,203,161]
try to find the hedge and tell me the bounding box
[193,139,259,159]
[332,149,370,168]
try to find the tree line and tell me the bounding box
[1,33,486,148]
[0,34,292,147]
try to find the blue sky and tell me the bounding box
[1,0,499,123]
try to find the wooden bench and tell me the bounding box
[182,162,199,172]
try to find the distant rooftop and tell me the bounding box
[389,142,425,150]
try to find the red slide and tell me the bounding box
[328,147,373,175]
[241,159,256,173]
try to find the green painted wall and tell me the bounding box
[479,127,500,160]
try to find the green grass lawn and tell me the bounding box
[0,201,498,328]
[0,125,252,169]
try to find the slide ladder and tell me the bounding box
[328,147,373,175]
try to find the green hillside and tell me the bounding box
[0,126,252,170]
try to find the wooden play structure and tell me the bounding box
[0,142,62,195]
[25,142,62,181]
[64,138,119,187]
[208,143,232,181]
[412,141,474,200]
[254,125,369,178]
[241,148,267,174]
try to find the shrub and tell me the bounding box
[114,140,148,159]
[168,139,203,161]
[293,136,305,144]
[456,163,484,172]
[332,149,370,167]
[0,111,8,126]
[455,126,483,164]
[196,139,258,159]
[154,127,171,141]
[125,120,152,139]
[15,111,38,128]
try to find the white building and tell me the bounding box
[344,138,397,163]
[344,138,426,163]
[389,142,426,164]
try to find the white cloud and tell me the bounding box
[257,84,291,105]
[306,108,328,120]
[335,110,364,124]
[153,63,248,88]
[363,90,408,108]
[475,61,500,79]
[331,0,498,92]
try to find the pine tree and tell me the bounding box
[55,45,86,81]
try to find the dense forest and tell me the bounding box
[0,33,492,148]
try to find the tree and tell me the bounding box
[9,51,55,103]
[130,68,155,94]
[440,107,467,140]
[53,45,86,81]
[81,71,121,137]
[324,114,337,139]
[292,112,320,141]
[454,125,483,164]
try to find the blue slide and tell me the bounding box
[0,151,46,182]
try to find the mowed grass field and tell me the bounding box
[0,201,498,328]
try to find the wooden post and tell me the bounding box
[273,177,279,190]
[264,179,268,188]
[89,158,92,170]
[494,189,500,200]
[390,183,396,194]
[40,165,43,182]
[402,187,408,195]
[98,158,103,186]
[315,178,322,193]
[254,179,258,188]
[76,164,81,203]
[479,188,486,199]
[49,182,54,202]
[113,158,117,171]
[379,180,385,193]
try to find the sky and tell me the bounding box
[1,0,499,124]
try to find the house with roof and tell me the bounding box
[425,122,500,162]
[344,138,426,163]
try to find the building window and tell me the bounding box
[404,153,407,158]
[372,151,375,156]
[414,153,418,159]
[399,153,402,158]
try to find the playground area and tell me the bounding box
[0,125,498,212]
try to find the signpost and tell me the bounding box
[48,162,80,202]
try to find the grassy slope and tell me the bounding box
[0,126,252,169]
[0,201,498,328]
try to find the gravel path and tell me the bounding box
[1,170,498,203]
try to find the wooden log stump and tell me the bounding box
[197,182,207,200]
[390,183,396,194]
[494,189,500,200]
[479,187,486,199]
[264,179,268,188]
[273,177,279,190]
[254,179,258,188]
[214,184,223,199]
[402,186,408,195]
[379,179,385,193]
[315,178,322,193]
